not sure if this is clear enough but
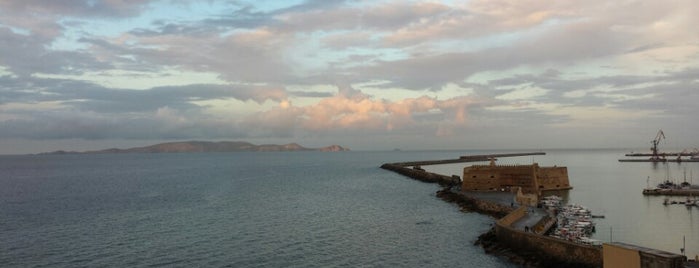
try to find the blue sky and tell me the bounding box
[1,0,698,154]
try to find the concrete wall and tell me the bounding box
[603,243,641,268]
[498,206,527,226]
[639,251,686,268]
[603,242,686,268]
[495,213,603,267]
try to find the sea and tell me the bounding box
[1,149,697,267]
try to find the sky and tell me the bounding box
[1,0,698,154]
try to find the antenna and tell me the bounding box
[610,226,613,243]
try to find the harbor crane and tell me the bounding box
[650,129,665,161]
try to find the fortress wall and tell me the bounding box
[463,164,572,193]
[538,167,571,190]
[495,221,603,267]
[462,167,501,191]
[462,165,538,193]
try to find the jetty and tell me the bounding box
[643,188,699,196]
[642,171,699,196]
[388,152,545,167]
[382,152,692,268]
[620,158,699,163]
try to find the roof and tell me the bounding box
[607,242,685,259]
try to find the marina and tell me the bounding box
[642,168,699,196]
[541,196,601,245]
[644,188,699,196]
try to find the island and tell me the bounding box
[42,141,350,154]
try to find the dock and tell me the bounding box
[618,129,699,163]
[643,188,699,196]
[625,152,696,157]
[619,159,699,162]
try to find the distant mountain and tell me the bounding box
[42,141,350,154]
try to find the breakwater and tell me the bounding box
[380,155,601,268]
[380,163,459,187]
[435,188,513,218]
[387,152,545,167]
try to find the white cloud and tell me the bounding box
[1,0,699,153]
[496,87,548,101]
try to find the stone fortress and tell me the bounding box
[461,159,572,194]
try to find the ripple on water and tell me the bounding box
[0,152,514,267]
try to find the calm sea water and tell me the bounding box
[0,151,512,267]
[2,150,697,267]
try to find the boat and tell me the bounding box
[550,203,598,243]
[642,168,699,196]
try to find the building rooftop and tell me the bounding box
[607,242,685,259]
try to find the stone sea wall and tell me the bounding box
[435,188,513,218]
[381,162,602,267]
[495,215,603,267]
[380,163,459,187]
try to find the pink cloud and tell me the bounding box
[245,87,484,136]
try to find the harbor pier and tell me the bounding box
[381,152,691,268]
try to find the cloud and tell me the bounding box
[0,108,249,140]
[243,86,488,138]
[1,0,699,152]
[0,0,149,18]
[3,76,287,112]
[85,26,297,84]
[0,28,113,76]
